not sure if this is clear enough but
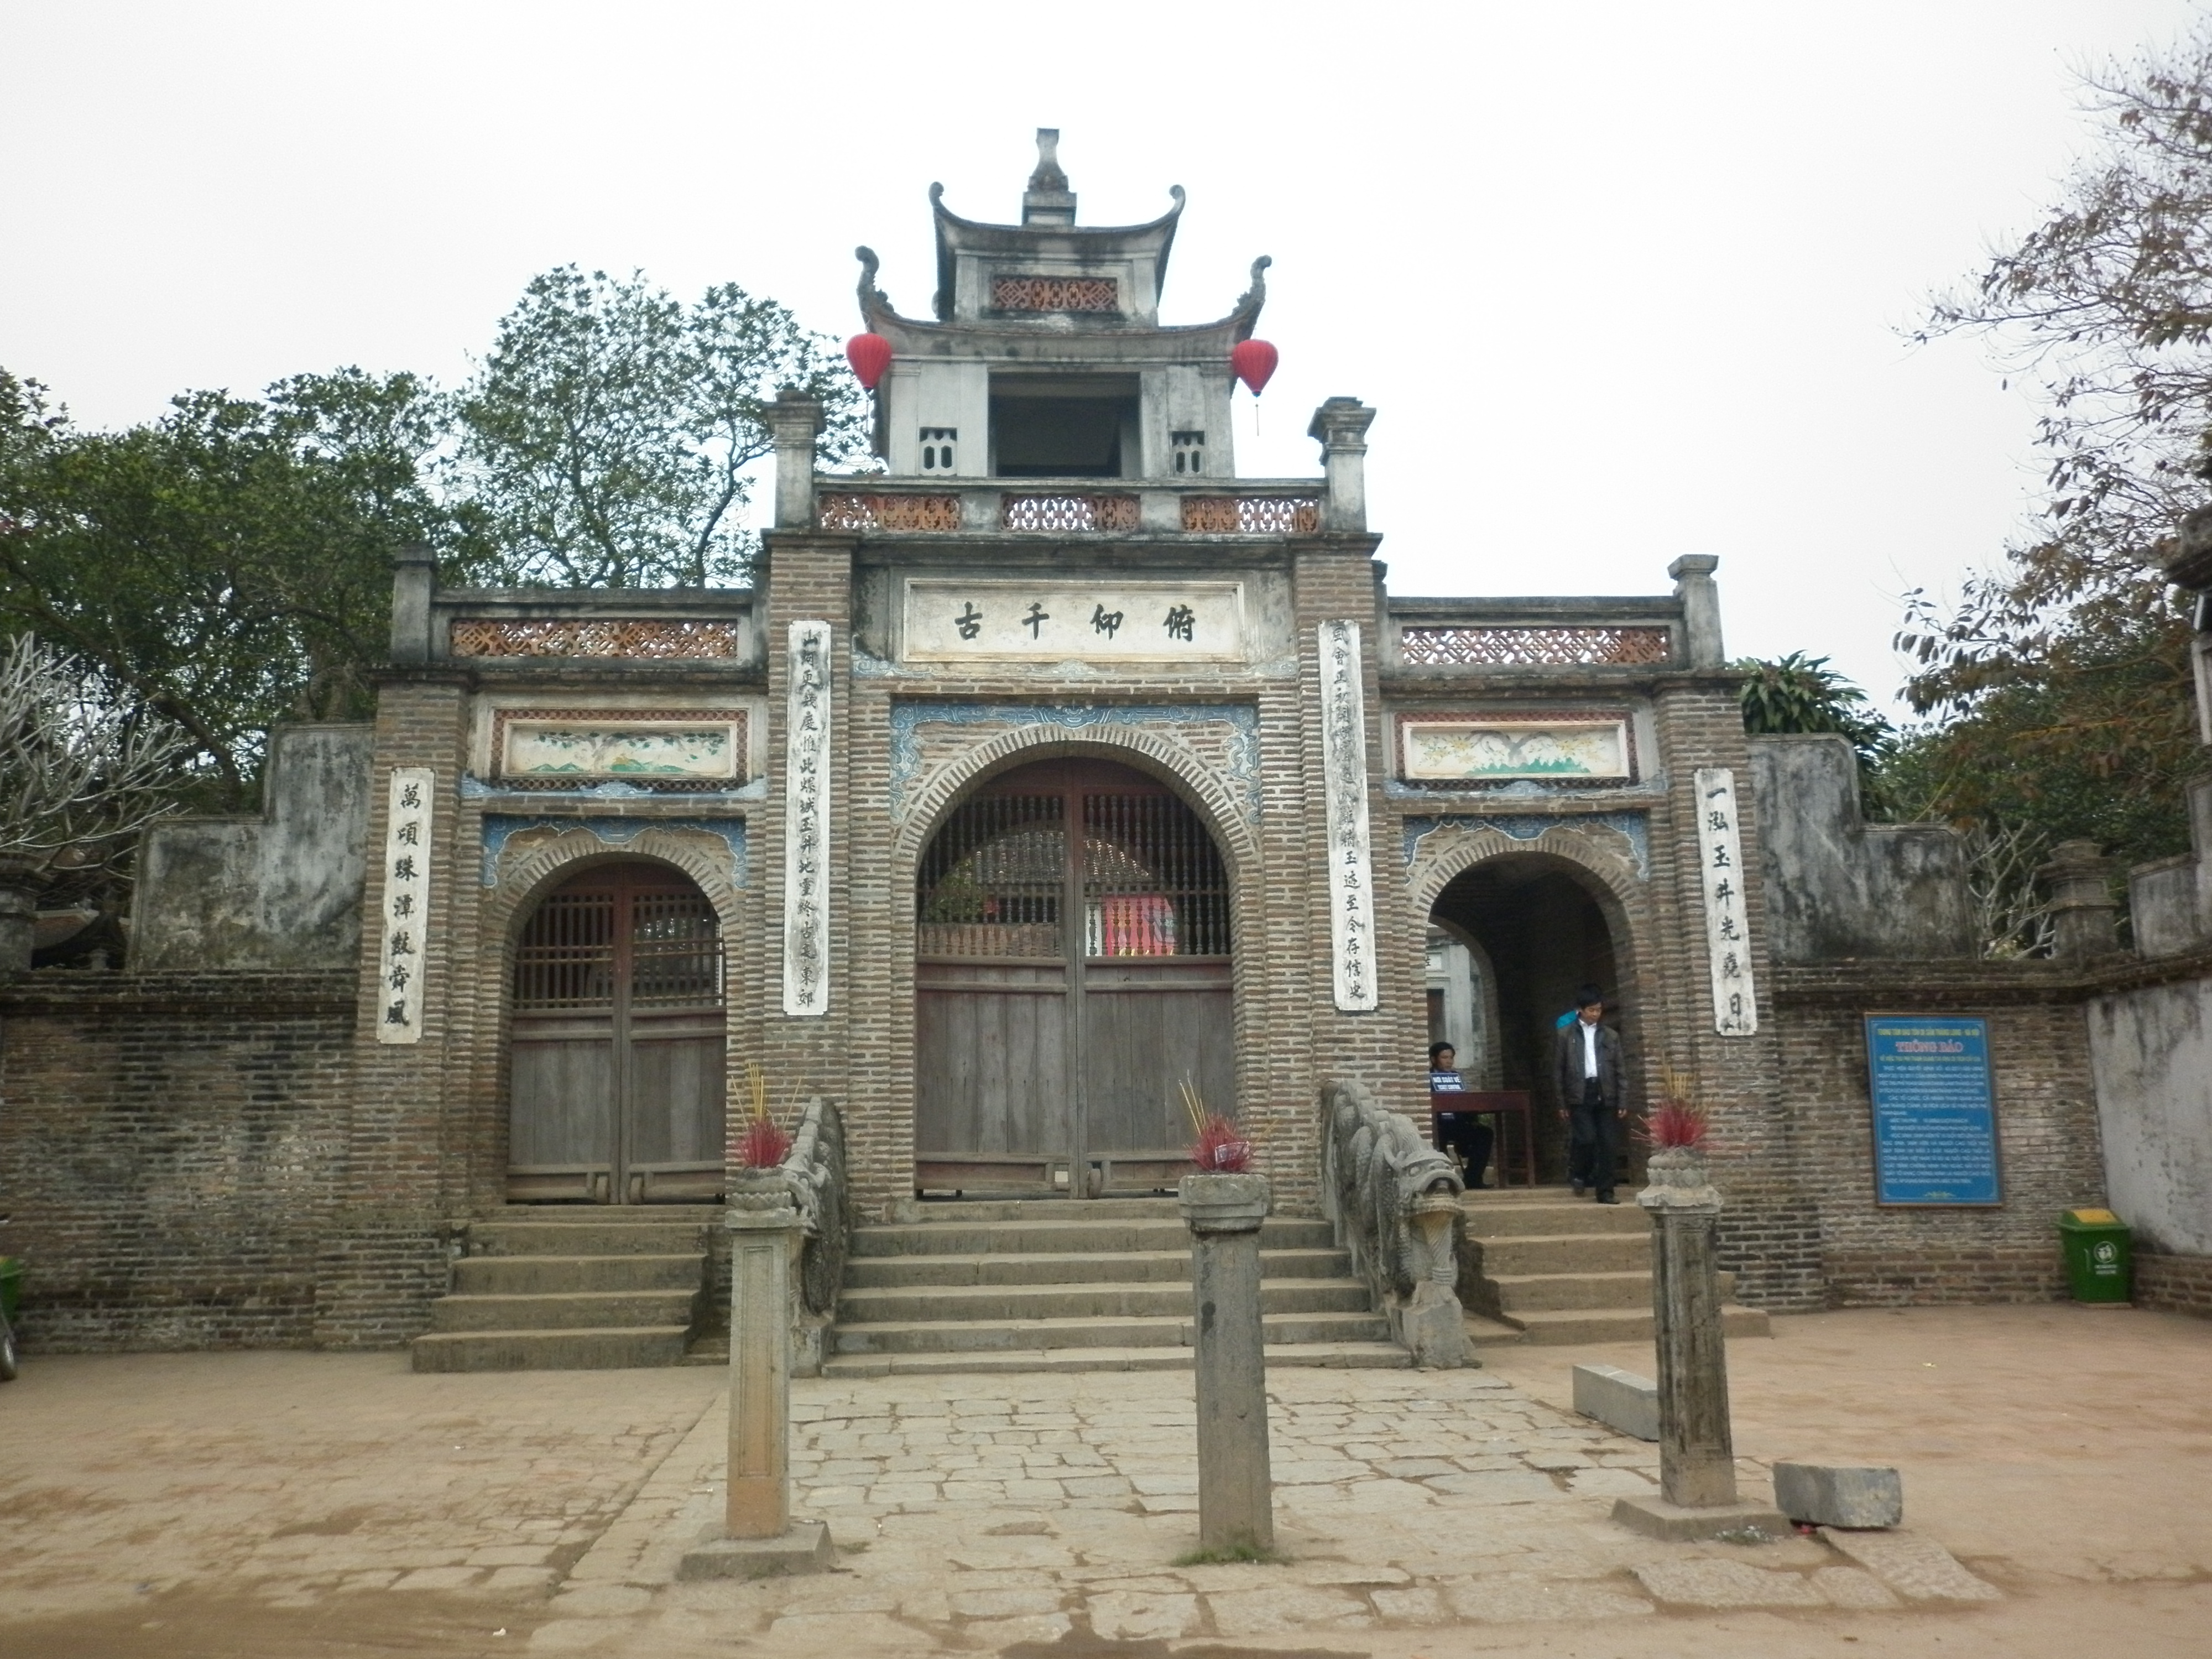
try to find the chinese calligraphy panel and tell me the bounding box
[1692,767,1758,1036]
[902,580,1246,663]
[782,622,832,1017]
[1319,621,1379,1013]
[375,766,435,1045]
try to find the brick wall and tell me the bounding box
[0,973,354,1350]
[1772,963,2105,1306]
[2137,1251,2212,1318]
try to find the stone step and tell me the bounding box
[1499,1304,1773,1344]
[426,1290,700,1333]
[849,1215,1335,1258]
[901,1198,1183,1223]
[843,1246,1348,1289]
[410,1325,692,1372]
[1462,1197,1650,1238]
[452,1252,708,1295]
[821,1340,1412,1378]
[471,1218,715,1257]
[836,1277,1371,1325]
[1463,1312,1527,1347]
[1491,1270,1652,1313]
[1469,1233,1651,1275]
[830,1309,1392,1356]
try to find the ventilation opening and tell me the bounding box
[920,426,957,471]
[1171,430,1206,476]
[990,376,1139,478]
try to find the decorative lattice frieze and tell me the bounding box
[1398,626,1672,667]
[990,275,1119,312]
[999,493,1142,533]
[816,492,963,532]
[449,619,743,659]
[1181,495,1323,535]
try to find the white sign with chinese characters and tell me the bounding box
[902,580,1247,663]
[1693,767,1758,1036]
[782,621,832,1017]
[374,766,435,1045]
[1319,620,1379,1013]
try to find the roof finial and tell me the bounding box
[1022,128,1077,226]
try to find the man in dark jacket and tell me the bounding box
[1552,984,1627,1203]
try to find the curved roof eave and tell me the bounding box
[855,248,1269,352]
[930,182,1187,314]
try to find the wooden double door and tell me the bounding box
[507,862,727,1203]
[915,759,1235,1194]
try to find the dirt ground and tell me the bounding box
[1,1303,2206,1658]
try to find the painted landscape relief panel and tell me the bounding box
[1399,716,1632,782]
[502,720,743,781]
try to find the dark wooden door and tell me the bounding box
[508,863,726,1203]
[915,759,1233,1194]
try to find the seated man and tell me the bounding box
[1428,1041,1494,1190]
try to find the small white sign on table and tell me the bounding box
[1319,620,1379,1013]
[1693,767,1758,1036]
[375,767,435,1045]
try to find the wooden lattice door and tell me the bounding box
[914,759,1234,1195]
[508,863,727,1203]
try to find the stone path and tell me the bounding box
[534,1365,1989,1653]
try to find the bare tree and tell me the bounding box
[0,633,186,875]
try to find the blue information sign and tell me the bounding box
[1864,1015,2001,1206]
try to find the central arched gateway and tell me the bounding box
[507,859,727,1204]
[914,757,1234,1196]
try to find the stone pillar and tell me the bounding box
[725,1186,800,1538]
[2038,839,2119,962]
[769,392,824,531]
[1613,1148,1786,1541]
[1179,1172,1274,1555]
[388,542,437,664]
[1668,555,1724,668]
[1307,398,1375,533]
[679,1177,834,1578]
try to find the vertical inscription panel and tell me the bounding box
[375,766,435,1045]
[1692,767,1758,1036]
[782,622,832,1018]
[1319,621,1378,1013]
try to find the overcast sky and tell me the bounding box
[1,2,2196,712]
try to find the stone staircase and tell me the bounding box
[1457,1188,1770,1345]
[410,1206,717,1373]
[823,1197,1410,1376]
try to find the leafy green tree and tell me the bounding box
[448,267,868,587]
[1735,652,1892,765]
[1903,22,2212,884]
[0,368,443,808]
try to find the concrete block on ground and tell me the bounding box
[676,1520,835,1581]
[1610,1494,1789,1542]
[1573,1362,1658,1441]
[1819,1526,2001,1601]
[1774,1461,1902,1528]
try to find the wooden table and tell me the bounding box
[1431,1090,1538,1188]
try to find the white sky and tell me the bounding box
[1,1,2195,712]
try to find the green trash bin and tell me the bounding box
[2058,1208,2132,1303]
[0,1256,20,1325]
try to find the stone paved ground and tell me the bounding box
[2,1306,2209,1657]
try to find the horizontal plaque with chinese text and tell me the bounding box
[902,580,1246,664]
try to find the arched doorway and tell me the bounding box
[914,757,1233,1196]
[507,860,727,1204]
[1430,854,1628,1187]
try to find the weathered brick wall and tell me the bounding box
[2137,1251,2212,1318]
[0,972,354,1350]
[1772,963,2105,1305]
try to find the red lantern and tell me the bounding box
[846,333,893,391]
[1230,338,1279,397]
